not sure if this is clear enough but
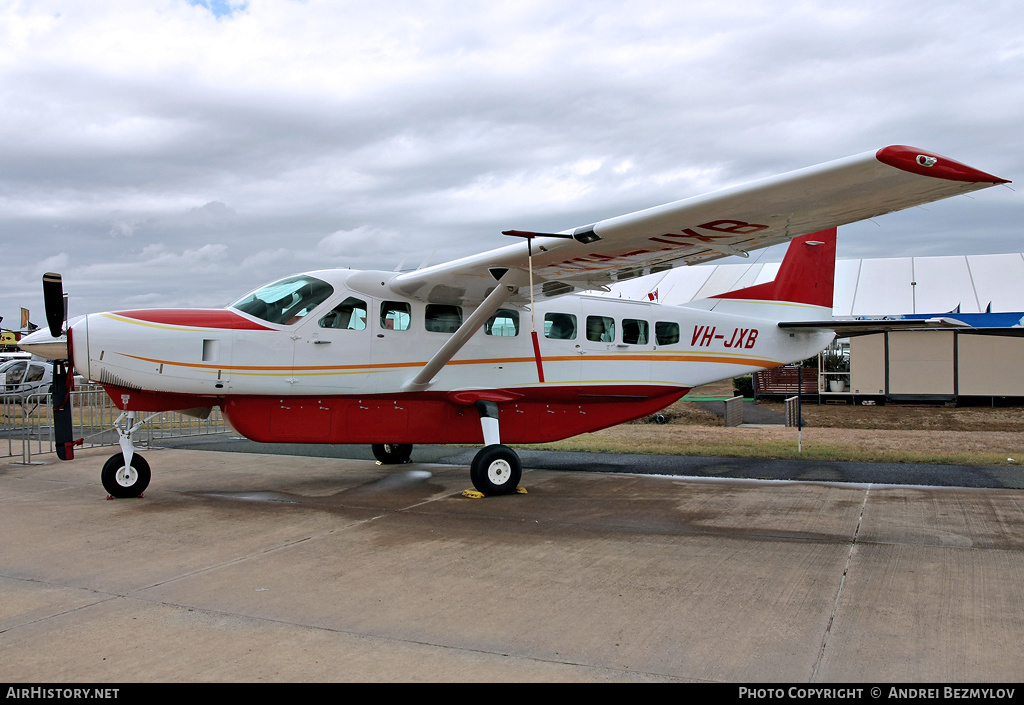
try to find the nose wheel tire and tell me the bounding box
[470,444,522,495]
[101,453,151,498]
[371,443,413,464]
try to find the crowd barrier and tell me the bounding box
[1,384,229,464]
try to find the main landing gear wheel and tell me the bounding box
[470,444,522,495]
[101,453,151,498]
[372,443,413,464]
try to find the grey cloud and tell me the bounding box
[0,0,1021,323]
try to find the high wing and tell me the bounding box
[391,146,1008,306]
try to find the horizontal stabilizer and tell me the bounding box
[780,317,971,336]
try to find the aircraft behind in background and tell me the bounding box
[20,146,1009,498]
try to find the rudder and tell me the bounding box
[711,228,836,308]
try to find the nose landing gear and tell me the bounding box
[102,410,150,498]
[101,452,151,499]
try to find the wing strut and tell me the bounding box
[402,270,528,393]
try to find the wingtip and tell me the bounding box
[876,145,1009,184]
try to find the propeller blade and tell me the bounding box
[51,360,81,461]
[42,272,65,338]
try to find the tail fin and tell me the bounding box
[685,228,836,319]
[712,228,836,307]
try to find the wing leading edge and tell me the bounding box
[391,146,1007,306]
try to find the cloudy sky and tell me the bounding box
[1,0,1021,324]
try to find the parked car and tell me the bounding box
[0,358,52,402]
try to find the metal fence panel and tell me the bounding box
[785,396,802,427]
[1,384,229,463]
[723,395,744,427]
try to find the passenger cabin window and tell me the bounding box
[486,309,519,336]
[231,275,334,325]
[586,316,615,342]
[381,301,411,331]
[319,297,367,330]
[544,313,577,340]
[622,319,649,345]
[425,304,463,333]
[656,321,680,345]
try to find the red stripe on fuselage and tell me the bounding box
[111,309,273,330]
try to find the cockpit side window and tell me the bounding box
[319,297,367,330]
[231,275,334,325]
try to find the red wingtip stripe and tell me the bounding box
[876,146,1009,184]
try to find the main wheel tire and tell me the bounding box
[371,443,413,464]
[470,444,522,495]
[101,453,151,498]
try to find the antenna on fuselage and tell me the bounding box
[416,250,435,270]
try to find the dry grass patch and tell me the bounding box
[519,379,1024,465]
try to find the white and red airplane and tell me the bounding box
[21,146,1008,498]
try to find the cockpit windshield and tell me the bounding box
[231,275,334,325]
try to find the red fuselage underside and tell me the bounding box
[100,384,688,445]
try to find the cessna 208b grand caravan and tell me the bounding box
[21,146,1009,498]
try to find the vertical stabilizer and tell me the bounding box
[684,228,837,320]
[712,228,836,307]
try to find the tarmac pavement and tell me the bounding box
[2,446,1023,683]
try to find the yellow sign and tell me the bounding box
[0,331,17,345]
